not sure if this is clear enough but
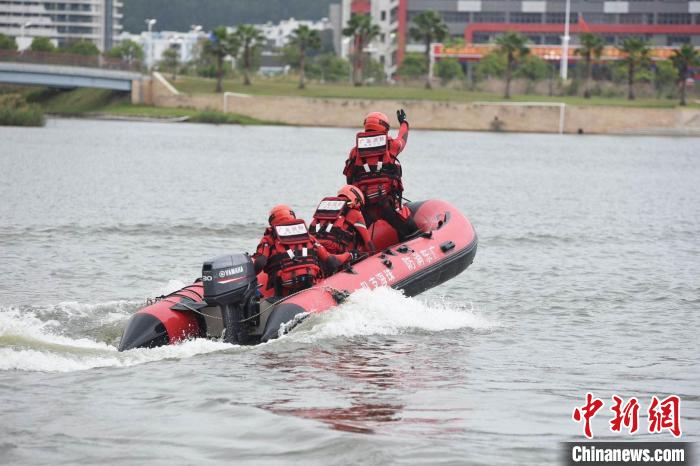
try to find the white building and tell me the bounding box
[117,29,207,69]
[255,17,333,49]
[0,0,122,51]
[340,0,401,80]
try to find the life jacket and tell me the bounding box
[264,220,322,295]
[310,197,356,254]
[347,131,403,205]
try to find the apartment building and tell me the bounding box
[0,0,123,51]
[340,0,406,79]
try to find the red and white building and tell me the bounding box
[341,0,700,77]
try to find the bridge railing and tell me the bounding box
[0,50,142,72]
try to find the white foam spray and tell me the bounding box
[0,340,233,373]
[286,287,495,343]
[0,285,494,373]
[0,294,232,373]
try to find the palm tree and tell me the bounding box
[342,14,380,86]
[409,11,449,89]
[495,32,530,99]
[234,24,264,86]
[670,44,700,106]
[289,25,321,89]
[619,37,651,101]
[576,33,604,98]
[204,26,239,93]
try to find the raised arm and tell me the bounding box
[390,109,409,156]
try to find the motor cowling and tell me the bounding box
[202,253,258,344]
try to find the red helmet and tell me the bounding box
[337,185,365,209]
[268,204,296,226]
[363,111,390,132]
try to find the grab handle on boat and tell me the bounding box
[440,241,455,253]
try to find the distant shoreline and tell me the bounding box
[4,83,698,135]
[41,112,700,137]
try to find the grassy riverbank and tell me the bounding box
[172,75,698,109]
[0,93,45,127]
[97,102,270,125]
[3,78,696,133]
[8,87,272,125]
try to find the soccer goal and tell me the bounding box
[473,101,567,135]
[223,92,251,113]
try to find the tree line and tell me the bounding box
[477,30,699,105]
[0,34,103,56]
[400,12,698,105]
[2,11,698,105]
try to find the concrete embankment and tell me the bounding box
[141,74,700,136]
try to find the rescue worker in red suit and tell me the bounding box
[253,205,352,297]
[310,185,375,255]
[343,109,418,239]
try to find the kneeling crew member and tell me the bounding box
[310,185,375,255]
[342,109,417,239]
[253,205,351,297]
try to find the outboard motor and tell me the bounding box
[202,253,259,344]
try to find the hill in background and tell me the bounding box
[122,0,336,33]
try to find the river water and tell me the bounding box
[1,119,698,465]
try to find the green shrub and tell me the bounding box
[63,40,100,56]
[435,58,464,84]
[30,37,56,53]
[106,39,144,63]
[474,52,506,81]
[398,53,427,79]
[0,94,45,127]
[307,54,351,82]
[515,55,550,93]
[0,33,17,51]
[192,109,229,124]
[363,57,386,83]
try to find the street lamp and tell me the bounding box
[145,18,157,70]
[560,0,571,80]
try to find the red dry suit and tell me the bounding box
[253,219,350,296]
[310,196,375,254]
[342,121,409,209]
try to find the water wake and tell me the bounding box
[0,286,492,373]
[288,287,494,343]
[0,340,233,373]
[0,292,231,373]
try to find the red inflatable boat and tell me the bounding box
[118,200,477,351]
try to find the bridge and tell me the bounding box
[0,51,143,92]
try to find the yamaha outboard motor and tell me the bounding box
[202,253,259,344]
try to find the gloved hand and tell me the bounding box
[397,109,407,124]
